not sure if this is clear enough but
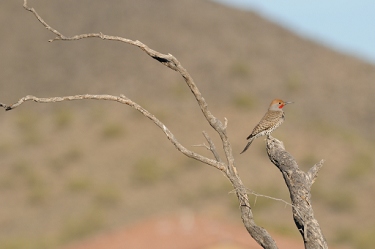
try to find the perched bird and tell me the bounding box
[240,99,293,154]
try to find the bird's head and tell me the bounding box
[269,99,293,111]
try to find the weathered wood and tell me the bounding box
[266,136,327,249]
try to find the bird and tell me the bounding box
[240,99,293,154]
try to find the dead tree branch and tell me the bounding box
[0,1,328,248]
[266,136,327,249]
[0,94,225,170]
[0,1,281,248]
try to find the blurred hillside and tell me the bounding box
[0,1,374,249]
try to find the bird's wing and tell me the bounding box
[246,111,283,140]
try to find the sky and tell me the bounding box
[213,0,375,65]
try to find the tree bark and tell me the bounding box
[267,136,327,249]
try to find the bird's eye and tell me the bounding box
[279,102,281,104]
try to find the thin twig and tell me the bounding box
[202,131,222,162]
[307,159,325,186]
[192,143,210,150]
[229,188,294,209]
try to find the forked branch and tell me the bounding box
[266,136,327,249]
[2,1,329,248]
[0,1,280,248]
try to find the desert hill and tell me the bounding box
[0,1,374,249]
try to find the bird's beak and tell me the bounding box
[284,101,294,105]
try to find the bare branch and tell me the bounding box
[2,94,226,171]
[22,0,225,132]
[23,2,182,72]
[229,188,294,209]
[247,189,294,209]
[18,1,277,247]
[307,159,325,186]
[202,131,222,162]
[5,2,327,248]
[266,136,327,249]
[192,143,211,150]
[223,117,228,130]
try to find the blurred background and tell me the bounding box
[0,1,374,249]
[215,0,375,65]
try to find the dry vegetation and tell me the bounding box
[0,1,374,249]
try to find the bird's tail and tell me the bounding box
[240,139,254,154]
